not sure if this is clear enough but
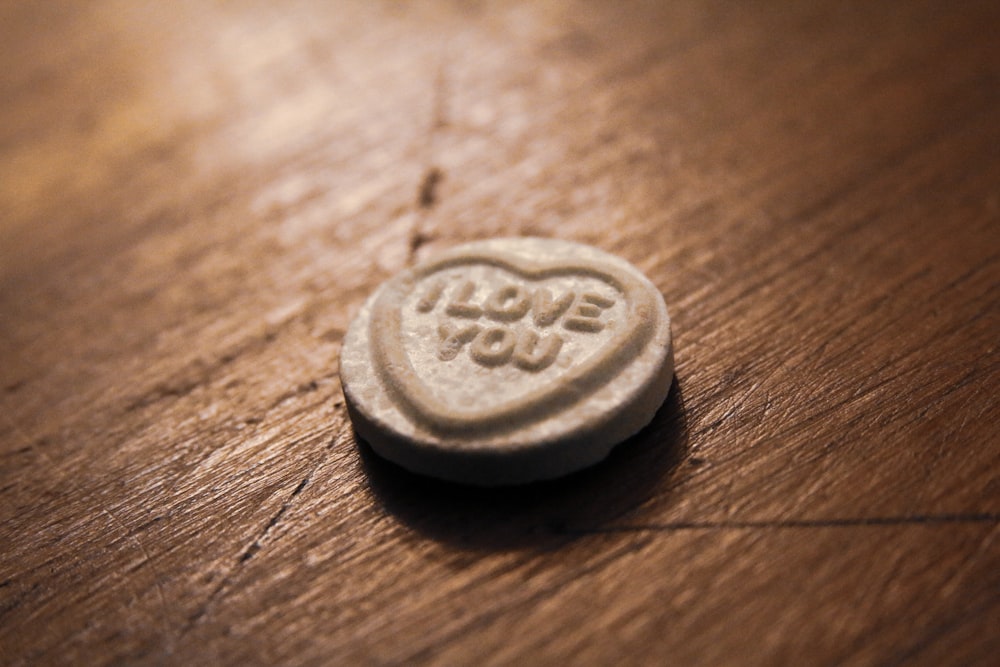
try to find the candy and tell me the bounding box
[340,237,674,485]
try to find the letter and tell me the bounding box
[469,326,515,367]
[445,280,482,319]
[563,291,615,333]
[416,280,445,313]
[484,284,530,322]
[531,288,575,327]
[582,292,615,309]
[437,323,480,361]
[512,330,563,372]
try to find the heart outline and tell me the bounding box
[370,247,659,437]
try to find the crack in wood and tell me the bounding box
[560,513,1000,535]
[417,167,443,210]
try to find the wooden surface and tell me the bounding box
[1,1,998,664]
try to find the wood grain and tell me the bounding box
[1,1,998,664]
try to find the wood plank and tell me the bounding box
[1,1,997,664]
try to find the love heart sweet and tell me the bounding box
[340,237,674,485]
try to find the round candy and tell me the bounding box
[340,237,674,485]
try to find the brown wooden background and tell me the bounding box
[1,1,998,665]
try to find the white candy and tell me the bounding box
[340,237,674,485]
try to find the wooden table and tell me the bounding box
[2,1,997,664]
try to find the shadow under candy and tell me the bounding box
[357,378,688,550]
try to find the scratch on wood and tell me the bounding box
[239,475,311,563]
[3,380,26,394]
[125,330,290,412]
[100,507,171,642]
[263,374,337,413]
[124,328,283,413]
[0,582,39,621]
[182,442,331,636]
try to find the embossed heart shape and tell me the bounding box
[370,248,658,437]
